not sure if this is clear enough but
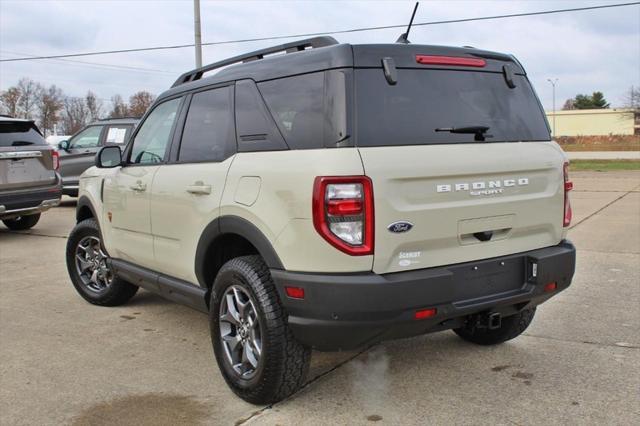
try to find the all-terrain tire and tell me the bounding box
[2,213,41,230]
[66,218,138,306]
[210,255,311,405]
[453,308,536,345]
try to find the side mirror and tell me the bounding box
[58,140,70,151]
[95,146,122,168]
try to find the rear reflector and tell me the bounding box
[416,55,486,67]
[563,162,573,227]
[544,282,557,293]
[414,308,437,320]
[285,286,305,299]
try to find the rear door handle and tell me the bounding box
[129,181,147,192]
[186,183,211,195]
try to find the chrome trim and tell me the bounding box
[0,198,60,217]
[0,151,43,159]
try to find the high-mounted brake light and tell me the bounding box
[563,162,572,227]
[313,176,374,256]
[52,150,60,171]
[416,55,486,67]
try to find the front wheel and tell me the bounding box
[65,218,138,306]
[210,255,311,404]
[2,213,41,230]
[453,308,536,345]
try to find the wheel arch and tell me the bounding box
[195,215,284,290]
[76,196,98,223]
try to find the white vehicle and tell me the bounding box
[65,37,576,404]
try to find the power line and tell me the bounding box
[0,50,177,74]
[1,2,638,63]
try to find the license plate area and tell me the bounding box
[450,256,525,301]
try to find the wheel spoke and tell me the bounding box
[244,342,259,368]
[76,255,93,272]
[222,334,241,351]
[225,293,242,324]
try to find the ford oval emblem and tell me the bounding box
[388,221,413,233]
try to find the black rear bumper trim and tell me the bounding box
[271,240,576,351]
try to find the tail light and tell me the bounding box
[563,162,572,227]
[52,150,60,171]
[313,176,374,255]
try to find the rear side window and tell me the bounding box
[235,80,287,152]
[105,125,133,145]
[355,68,550,146]
[0,121,46,147]
[178,86,235,163]
[258,70,348,149]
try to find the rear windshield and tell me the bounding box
[355,69,550,146]
[0,121,46,147]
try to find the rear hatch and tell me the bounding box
[353,47,567,274]
[0,120,57,192]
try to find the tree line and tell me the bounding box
[562,87,639,110]
[0,77,156,136]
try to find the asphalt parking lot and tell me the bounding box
[1,171,638,425]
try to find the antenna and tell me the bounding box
[396,2,420,44]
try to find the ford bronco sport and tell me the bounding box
[1,116,62,230]
[65,37,576,404]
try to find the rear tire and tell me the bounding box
[2,213,41,230]
[453,308,536,345]
[66,218,138,306]
[210,255,311,405]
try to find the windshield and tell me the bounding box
[355,68,550,146]
[0,121,46,147]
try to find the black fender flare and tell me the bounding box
[194,215,284,287]
[76,195,98,222]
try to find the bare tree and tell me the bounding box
[128,91,155,117]
[109,94,129,118]
[85,91,103,122]
[622,86,640,109]
[37,85,64,136]
[16,78,43,119]
[61,97,89,134]
[0,87,21,117]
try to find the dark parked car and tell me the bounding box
[58,117,138,196]
[0,116,62,230]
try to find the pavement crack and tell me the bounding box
[0,231,67,239]
[234,344,376,425]
[523,333,639,349]
[569,190,633,230]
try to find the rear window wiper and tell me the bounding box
[435,126,492,141]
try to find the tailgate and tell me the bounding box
[0,147,57,191]
[359,142,567,274]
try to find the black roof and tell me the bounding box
[158,37,524,102]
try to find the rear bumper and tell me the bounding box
[0,181,62,219]
[271,240,576,351]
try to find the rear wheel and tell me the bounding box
[66,218,138,306]
[453,308,536,345]
[2,213,41,230]
[210,255,311,404]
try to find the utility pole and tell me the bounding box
[547,78,558,137]
[194,0,202,68]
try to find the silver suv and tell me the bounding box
[65,37,576,404]
[0,116,61,230]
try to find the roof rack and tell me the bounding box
[98,116,141,121]
[171,36,339,88]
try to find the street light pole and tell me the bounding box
[547,78,558,137]
[194,0,202,68]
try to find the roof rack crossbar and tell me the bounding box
[171,36,338,88]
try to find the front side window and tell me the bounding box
[178,86,234,162]
[129,98,181,164]
[70,126,102,149]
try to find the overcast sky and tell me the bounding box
[1,0,639,111]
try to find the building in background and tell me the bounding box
[545,108,639,136]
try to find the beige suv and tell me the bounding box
[65,37,576,404]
